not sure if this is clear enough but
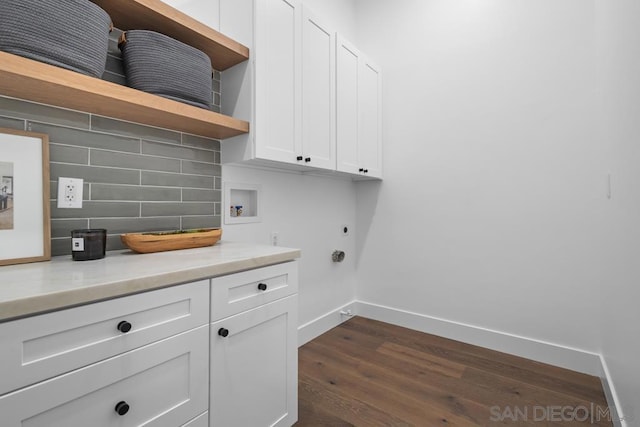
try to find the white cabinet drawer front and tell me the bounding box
[0,325,209,427]
[211,295,298,427]
[0,280,209,395]
[211,261,298,321]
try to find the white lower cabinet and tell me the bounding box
[0,325,209,426]
[0,280,209,396]
[210,295,298,427]
[0,281,210,427]
[0,261,299,427]
[210,261,299,427]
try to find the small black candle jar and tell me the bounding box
[71,229,107,261]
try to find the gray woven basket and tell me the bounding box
[0,0,111,78]
[119,30,213,109]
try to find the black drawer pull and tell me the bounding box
[296,156,303,161]
[115,401,130,416]
[117,321,132,333]
[304,157,311,163]
[258,283,268,291]
[218,328,229,338]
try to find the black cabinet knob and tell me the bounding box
[218,328,229,337]
[296,156,303,161]
[258,283,268,291]
[364,169,369,174]
[359,168,364,172]
[305,157,311,163]
[115,401,130,416]
[117,321,132,333]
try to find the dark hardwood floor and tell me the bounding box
[296,317,613,426]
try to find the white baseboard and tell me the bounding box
[297,301,357,346]
[599,356,627,427]
[355,300,602,376]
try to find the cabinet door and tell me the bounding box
[255,0,302,165]
[336,35,361,175]
[359,57,383,178]
[210,295,298,427]
[301,7,335,170]
[163,0,221,30]
[0,326,209,427]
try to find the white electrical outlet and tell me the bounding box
[57,177,84,209]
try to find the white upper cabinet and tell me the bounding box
[336,35,360,175]
[359,56,383,178]
[227,0,337,171]
[221,0,382,179]
[254,0,303,164]
[336,35,383,179]
[301,7,336,170]
[162,0,221,30]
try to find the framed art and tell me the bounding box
[0,128,51,266]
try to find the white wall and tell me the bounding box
[354,0,606,352]
[222,166,357,327]
[595,0,640,420]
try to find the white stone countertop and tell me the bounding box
[0,241,301,322]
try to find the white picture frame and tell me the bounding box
[0,128,51,266]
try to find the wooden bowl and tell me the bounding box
[120,228,222,254]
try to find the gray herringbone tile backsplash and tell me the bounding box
[0,29,222,255]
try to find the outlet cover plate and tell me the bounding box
[57,177,83,209]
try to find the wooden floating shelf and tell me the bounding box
[91,0,249,71]
[0,52,249,140]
